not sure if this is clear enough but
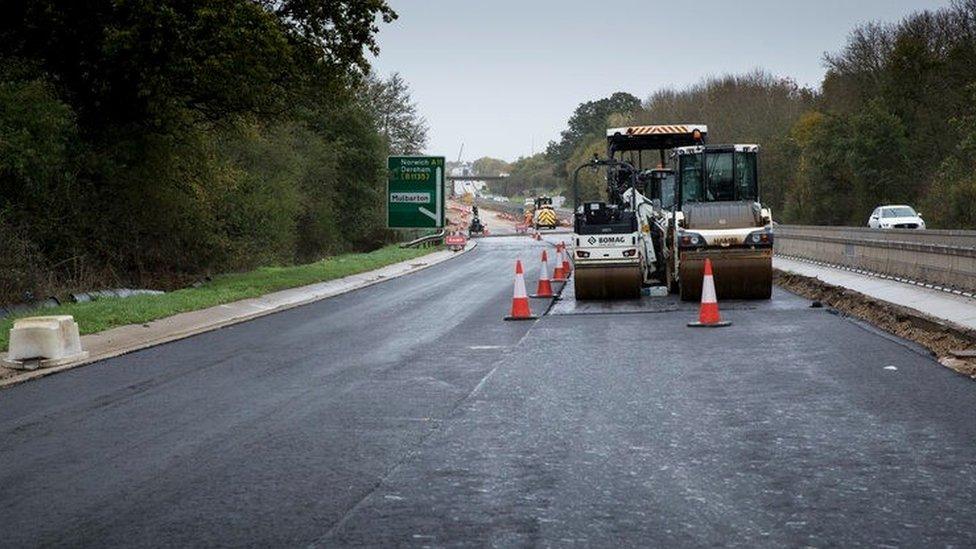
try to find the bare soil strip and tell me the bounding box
[774,270,976,379]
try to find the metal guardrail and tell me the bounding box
[775,225,976,294]
[400,229,446,249]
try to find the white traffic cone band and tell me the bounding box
[701,274,717,304]
[513,268,528,298]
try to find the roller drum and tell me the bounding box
[573,264,642,300]
[678,251,772,301]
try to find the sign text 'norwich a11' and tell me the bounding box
[386,156,445,229]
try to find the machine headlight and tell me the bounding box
[747,229,773,246]
[678,232,705,248]
[576,250,590,258]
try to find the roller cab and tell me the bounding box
[673,145,774,301]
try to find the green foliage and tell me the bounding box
[0,0,423,304]
[472,157,510,177]
[546,92,640,176]
[0,244,431,352]
[782,112,854,224]
[263,0,397,74]
[812,1,976,227]
[0,70,88,299]
[783,102,913,225]
[845,100,912,214]
[0,1,299,132]
[566,139,608,203]
[495,154,562,198]
[362,72,429,155]
[640,71,815,216]
[0,74,76,188]
[922,85,976,228]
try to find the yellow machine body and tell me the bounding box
[534,207,557,229]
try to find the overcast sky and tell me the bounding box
[369,0,951,162]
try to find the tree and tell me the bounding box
[640,71,814,215]
[0,1,298,133]
[922,84,976,228]
[845,100,911,214]
[0,0,405,302]
[496,154,561,198]
[472,157,510,176]
[257,0,396,73]
[362,72,428,155]
[783,112,855,225]
[814,1,976,227]
[546,92,641,175]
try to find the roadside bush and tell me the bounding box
[0,1,427,305]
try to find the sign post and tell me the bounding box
[387,156,446,229]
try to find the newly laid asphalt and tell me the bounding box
[2,236,975,547]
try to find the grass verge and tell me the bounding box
[0,245,434,352]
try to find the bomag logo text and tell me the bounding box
[597,236,626,244]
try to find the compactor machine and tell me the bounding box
[571,125,706,299]
[672,144,773,300]
[570,125,774,301]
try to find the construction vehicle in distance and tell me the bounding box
[570,124,773,301]
[532,196,558,230]
[468,205,486,236]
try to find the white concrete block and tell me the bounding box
[4,316,88,370]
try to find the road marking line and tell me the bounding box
[470,367,498,397]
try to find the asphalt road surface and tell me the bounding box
[2,236,975,547]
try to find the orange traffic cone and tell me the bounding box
[552,246,567,282]
[504,259,538,321]
[688,258,731,328]
[559,242,572,275]
[530,249,554,298]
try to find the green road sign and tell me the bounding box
[387,156,445,229]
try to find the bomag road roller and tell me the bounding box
[571,124,707,300]
[672,144,773,301]
[532,196,558,230]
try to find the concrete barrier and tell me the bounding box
[775,225,976,294]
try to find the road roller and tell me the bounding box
[571,125,708,300]
[572,198,643,299]
[672,144,773,301]
[532,196,558,230]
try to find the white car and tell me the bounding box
[867,205,926,230]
